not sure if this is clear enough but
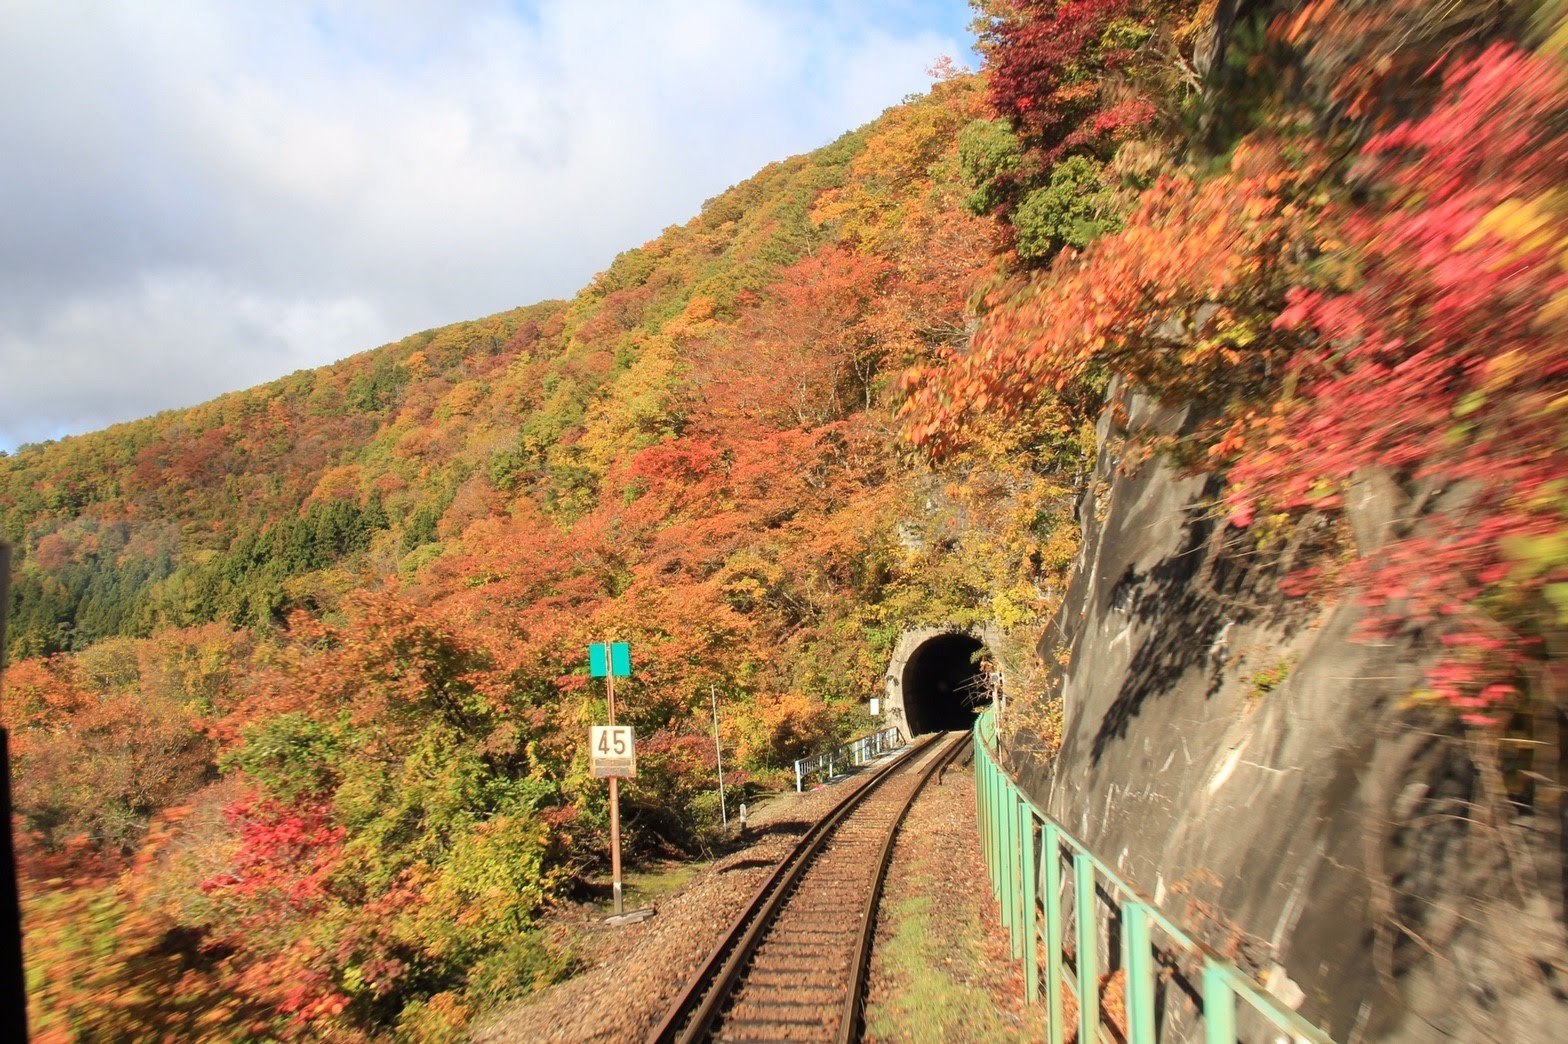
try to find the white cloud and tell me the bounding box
[0,0,971,450]
[1,272,384,444]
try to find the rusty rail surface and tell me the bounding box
[649,729,969,1044]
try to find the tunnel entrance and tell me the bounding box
[901,632,990,735]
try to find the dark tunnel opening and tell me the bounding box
[901,632,989,735]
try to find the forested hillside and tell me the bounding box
[6,0,1567,1038]
[2,304,557,655]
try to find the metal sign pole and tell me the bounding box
[711,685,728,830]
[607,656,623,916]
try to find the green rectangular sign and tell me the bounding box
[589,642,631,678]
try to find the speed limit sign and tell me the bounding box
[590,725,637,778]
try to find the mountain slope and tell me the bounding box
[4,73,1083,1040]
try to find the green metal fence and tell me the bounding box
[972,708,1334,1043]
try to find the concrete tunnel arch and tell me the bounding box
[882,628,994,736]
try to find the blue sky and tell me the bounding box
[0,0,976,452]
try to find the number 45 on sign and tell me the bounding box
[590,725,636,778]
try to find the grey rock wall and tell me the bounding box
[1010,389,1568,1041]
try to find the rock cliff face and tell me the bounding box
[1010,388,1568,1041]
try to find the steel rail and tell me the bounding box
[835,731,968,1044]
[647,731,936,1043]
[648,730,967,1044]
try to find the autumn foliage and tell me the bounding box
[3,73,1049,1038]
[980,0,1171,159]
[909,2,1568,732]
[8,1,1563,1036]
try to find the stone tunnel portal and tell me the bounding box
[900,632,989,735]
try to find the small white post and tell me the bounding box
[710,685,728,830]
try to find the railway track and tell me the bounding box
[649,729,970,1044]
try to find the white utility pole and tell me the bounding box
[711,685,728,830]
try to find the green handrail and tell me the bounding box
[972,708,1335,1043]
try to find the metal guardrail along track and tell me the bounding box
[793,725,905,792]
[649,729,969,1044]
[973,708,1335,1043]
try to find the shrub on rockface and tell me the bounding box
[1228,42,1568,726]
[1010,155,1125,259]
[964,0,1204,259]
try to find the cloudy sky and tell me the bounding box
[0,0,974,452]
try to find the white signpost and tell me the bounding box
[588,642,638,920]
[590,725,637,779]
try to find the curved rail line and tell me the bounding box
[649,729,970,1044]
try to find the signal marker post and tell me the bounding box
[589,642,647,923]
